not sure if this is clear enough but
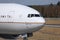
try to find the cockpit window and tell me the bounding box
[28,14,30,17]
[31,14,34,17]
[35,14,40,17]
[28,14,40,18]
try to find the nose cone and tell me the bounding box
[40,17,45,26]
[39,17,45,24]
[37,17,45,28]
[30,17,45,32]
[37,17,45,30]
[26,17,45,32]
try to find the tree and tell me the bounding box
[57,1,60,6]
[50,3,53,6]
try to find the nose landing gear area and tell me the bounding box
[20,34,28,40]
[0,33,33,40]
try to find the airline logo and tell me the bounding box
[0,15,11,18]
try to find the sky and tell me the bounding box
[0,0,59,5]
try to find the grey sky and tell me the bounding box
[0,0,59,5]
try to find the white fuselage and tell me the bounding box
[0,3,45,34]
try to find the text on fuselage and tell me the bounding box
[0,15,11,18]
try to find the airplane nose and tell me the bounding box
[37,17,45,28]
[26,17,45,32]
[34,17,45,28]
[29,17,45,32]
[36,17,45,29]
[39,17,45,24]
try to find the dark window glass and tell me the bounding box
[28,14,30,17]
[28,14,40,18]
[35,14,40,17]
[31,14,34,17]
[28,14,34,17]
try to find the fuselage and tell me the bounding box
[0,3,45,34]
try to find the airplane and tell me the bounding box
[0,3,45,40]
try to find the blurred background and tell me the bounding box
[29,2,60,18]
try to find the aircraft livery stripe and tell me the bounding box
[0,22,44,24]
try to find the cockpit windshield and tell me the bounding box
[35,14,40,17]
[28,14,40,18]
